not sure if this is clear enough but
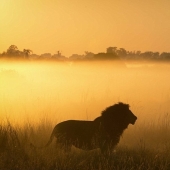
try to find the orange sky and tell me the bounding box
[0,0,170,57]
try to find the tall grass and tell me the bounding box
[0,114,170,170]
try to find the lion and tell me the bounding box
[31,102,137,154]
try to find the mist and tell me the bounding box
[0,60,170,126]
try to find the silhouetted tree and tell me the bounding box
[6,45,21,57]
[94,52,120,60]
[152,52,160,60]
[160,52,170,60]
[140,51,154,60]
[23,49,33,59]
[0,51,6,57]
[39,53,51,60]
[106,47,117,54]
[84,51,94,60]
[117,48,127,58]
[69,54,84,60]
[136,51,141,56]
[2,44,170,62]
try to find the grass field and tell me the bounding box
[0,61,170,169]
[0,115,170,170]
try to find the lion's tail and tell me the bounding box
[44,131,55,147]
[30,130,55,149]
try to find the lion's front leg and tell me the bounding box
[100,140,118,156]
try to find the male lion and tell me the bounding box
[32,102,137,154]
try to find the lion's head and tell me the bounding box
[101,102,137,133]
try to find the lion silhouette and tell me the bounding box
[31,102,137,154]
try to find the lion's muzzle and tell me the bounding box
[131,116,137,125]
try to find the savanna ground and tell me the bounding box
[0,60,170,170]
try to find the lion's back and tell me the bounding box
[53,120,97,139]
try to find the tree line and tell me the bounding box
[0,45,170,62]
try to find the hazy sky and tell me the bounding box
[0,0,170,57]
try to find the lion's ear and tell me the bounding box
[118,102,129,109]
[126,104,130,109]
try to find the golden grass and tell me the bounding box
[0,115,170,170]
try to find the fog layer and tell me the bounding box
[0,61,170,126]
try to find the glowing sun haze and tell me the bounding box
[0,0,170,57]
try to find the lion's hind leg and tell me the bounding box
[55,141,72,153]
